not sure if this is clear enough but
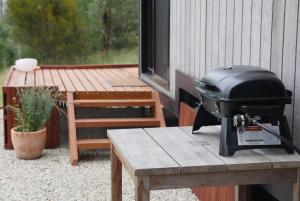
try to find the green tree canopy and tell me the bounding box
[87,0,138,52]
[7,0,87,63]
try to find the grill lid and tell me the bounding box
[195,65,291,102]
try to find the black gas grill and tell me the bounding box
[192,65,294,156]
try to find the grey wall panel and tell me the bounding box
[199,0,207,78]
[270,0,285,77]
[260,0,273,70]
[212,0,220,69]
[189,0,196,77]
[169,0,299,139]
[241,0,252,64]
[206,0,213,73]
[233,0,243,65]
[194,0,201,79]
[293,8,300,145]
[166,0,299,199]
[281,0,299,134]
[225,0,235,66]
[250,0,262,66]
[218,0,227,67]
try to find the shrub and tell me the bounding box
[7,0,88,63]
[7,88,60,132]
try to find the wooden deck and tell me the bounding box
[4,64,152,96]
[3,64,165,163]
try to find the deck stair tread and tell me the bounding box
[77,139,111,150]
[66,90,165,165]
[75,118,161,128]
[74,99,156,107]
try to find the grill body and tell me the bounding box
[193,66,293,156]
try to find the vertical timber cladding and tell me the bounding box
[170,0,300,144]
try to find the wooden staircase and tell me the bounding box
[67,91,165,165]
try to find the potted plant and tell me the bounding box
[7,87,59,160]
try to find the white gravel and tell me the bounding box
[0,110,198,201]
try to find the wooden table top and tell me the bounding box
[3,64,152,93]
[108,126,300,177]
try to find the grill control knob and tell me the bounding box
[233,114,245,128]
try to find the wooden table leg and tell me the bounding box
[293,169,300,201]
[111,145,122,201]
[135,176,150,201]
[235,185,251,201]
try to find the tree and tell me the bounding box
[89,0,138,54]
[7,0,88,63]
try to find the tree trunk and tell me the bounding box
[102,8,112,55]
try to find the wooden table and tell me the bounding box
[108,126,300,201]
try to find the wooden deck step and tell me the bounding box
[75,118,161,128]
[77,139,111,150]
[74,99,156,107]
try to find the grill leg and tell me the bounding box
[219,117,236,156]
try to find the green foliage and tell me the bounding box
[0,20,17,69]
[87,0,138,50]
[7,88,59,132]
[7,0,88,63]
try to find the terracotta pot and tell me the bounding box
[11,127,46,160]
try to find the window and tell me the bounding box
[140,0,170,88]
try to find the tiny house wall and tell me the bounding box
[169,0,300,144]
[166,0,299,200]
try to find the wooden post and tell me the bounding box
[135,177,150,201]
[111,145,122,201]
[293,169,300,201]
[235,185,250,201]
[152,91,166,127]
[66,92,78,165]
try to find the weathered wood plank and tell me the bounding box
[184,0,191,75]
[189,0,196,77]
[73,70,96,92]
[42,69,54,86]
[80,70,105,92]
[66,92,78,165]
[241,0,252,64]
[34,70,44,87]
[88,69,113,91]
[225,0,234,66]
[181,126,273,171]
[7,70,18,87]
[250,0,262,66]
[65,70,86,91]
[107,128,180,176]
[218,0,227,67]
[16,71,26,86]
[135,177,150,201]
[199,0,206,77]
[57,70,76,92]
[270,0,285,77]
[25,71,35,86]
[180,0,185,72]
[292,169,300,201]
[98,69,123,91]
[211,0,220,69]
[150,168,298,190]
[111,145,122,201]
[294,7,300,146]
[145,127,226,174]
[255,149,300,169]
[281,0,299,132]
[50,70,65,91]
[194,0,201,79]
[206,0,213,72]
[260,0,273,70]
[233,0,243,65]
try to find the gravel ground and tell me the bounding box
[0,110,198,201]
